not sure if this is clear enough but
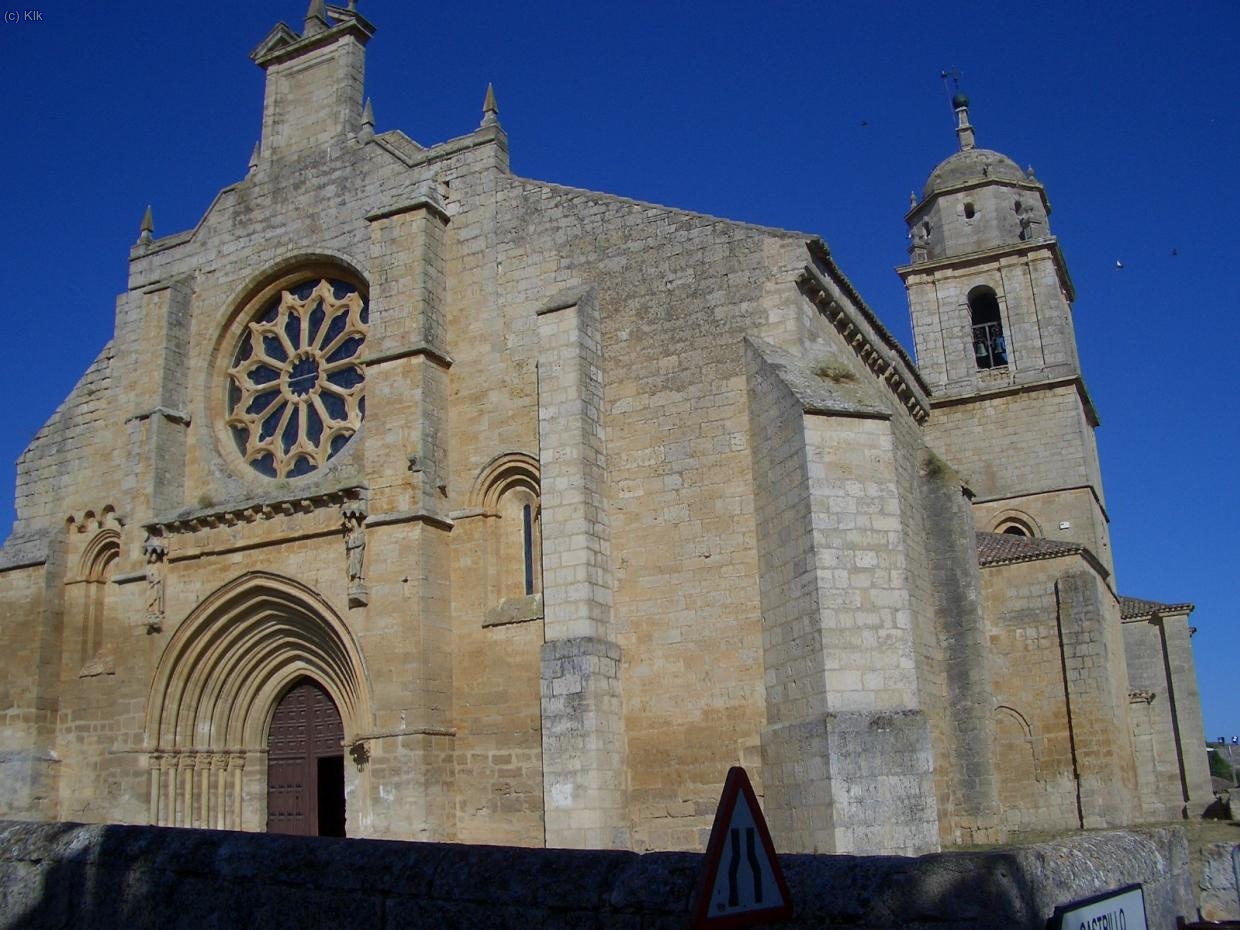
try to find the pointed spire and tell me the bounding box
[249,141,261,174]
[358,98,375,143]
[138,205,154,245]
[952,91,975,151]
[303,0,329,36]
[480,82,500,128]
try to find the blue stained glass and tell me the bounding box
[320,311,347,349]
[326,366,363,390]
[329,432,350,457]
[284,312,302,351]
[290,280,316,301]
[245,389,279,417]
[253,452,276,478]
[306,406,323,446]
[281,406,300,455]
[259,406,283,441]
[326,336,363,365]
[307,304,325,345]
[289,455,314,477]
[320,392,345,421]
[287,357,319,396]
[250,364,279,386]
[234,337,253,365]
[262,334,287,363]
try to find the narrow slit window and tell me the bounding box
[969,286,1008,369]
[522,503,535,596]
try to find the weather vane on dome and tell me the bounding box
[940,68,963,114]
[939,68,975,150]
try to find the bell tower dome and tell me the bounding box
[899,93,1113,576]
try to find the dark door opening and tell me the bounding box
[267,678,346,836]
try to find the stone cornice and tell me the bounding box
[897,236,1077,304]
[251,15,375,70]
[148,486,366,537]
[929,374,1101,429]
[362,343,453,370]
[970,483,1111,526]
[797,248,930,425]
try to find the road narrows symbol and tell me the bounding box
[728,828,741,906]
[691,767,791,928]
[746,827,763,903]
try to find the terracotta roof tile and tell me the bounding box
[1119,595,1194,620]
[976,531,1086,567]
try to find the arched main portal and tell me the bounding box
[267,677,346,836]
[145,572,370,831]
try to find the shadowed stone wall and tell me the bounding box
[0,819,1198,929]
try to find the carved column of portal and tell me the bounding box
[148,752,163,825]
[536,286,627,850]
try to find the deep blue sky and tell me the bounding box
[1,3,1236,738]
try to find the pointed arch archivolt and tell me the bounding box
[144,571,371,829]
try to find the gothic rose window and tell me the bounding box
[227,279,368,478]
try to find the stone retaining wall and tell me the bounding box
[0,820,1199,929]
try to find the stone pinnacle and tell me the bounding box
[304,0,328,35]
[138,205,154,244]
[480,83,499,127]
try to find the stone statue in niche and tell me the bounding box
[342,505,369,607]
[144,535,167,633]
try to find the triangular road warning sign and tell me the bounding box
[691,766,793,929]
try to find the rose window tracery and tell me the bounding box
[226,279,368,478]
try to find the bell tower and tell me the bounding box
[899,93,1113,576]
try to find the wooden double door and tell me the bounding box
[266,678,346,836]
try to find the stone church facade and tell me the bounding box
[0,4,1212,854]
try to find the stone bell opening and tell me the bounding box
[266,677,346,837]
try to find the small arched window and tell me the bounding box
[994,514,1038,538]
[969,286,1008,369]
[79,529,120,667]
[471,452,543,626]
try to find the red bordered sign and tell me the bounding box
[690,767,793,929]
